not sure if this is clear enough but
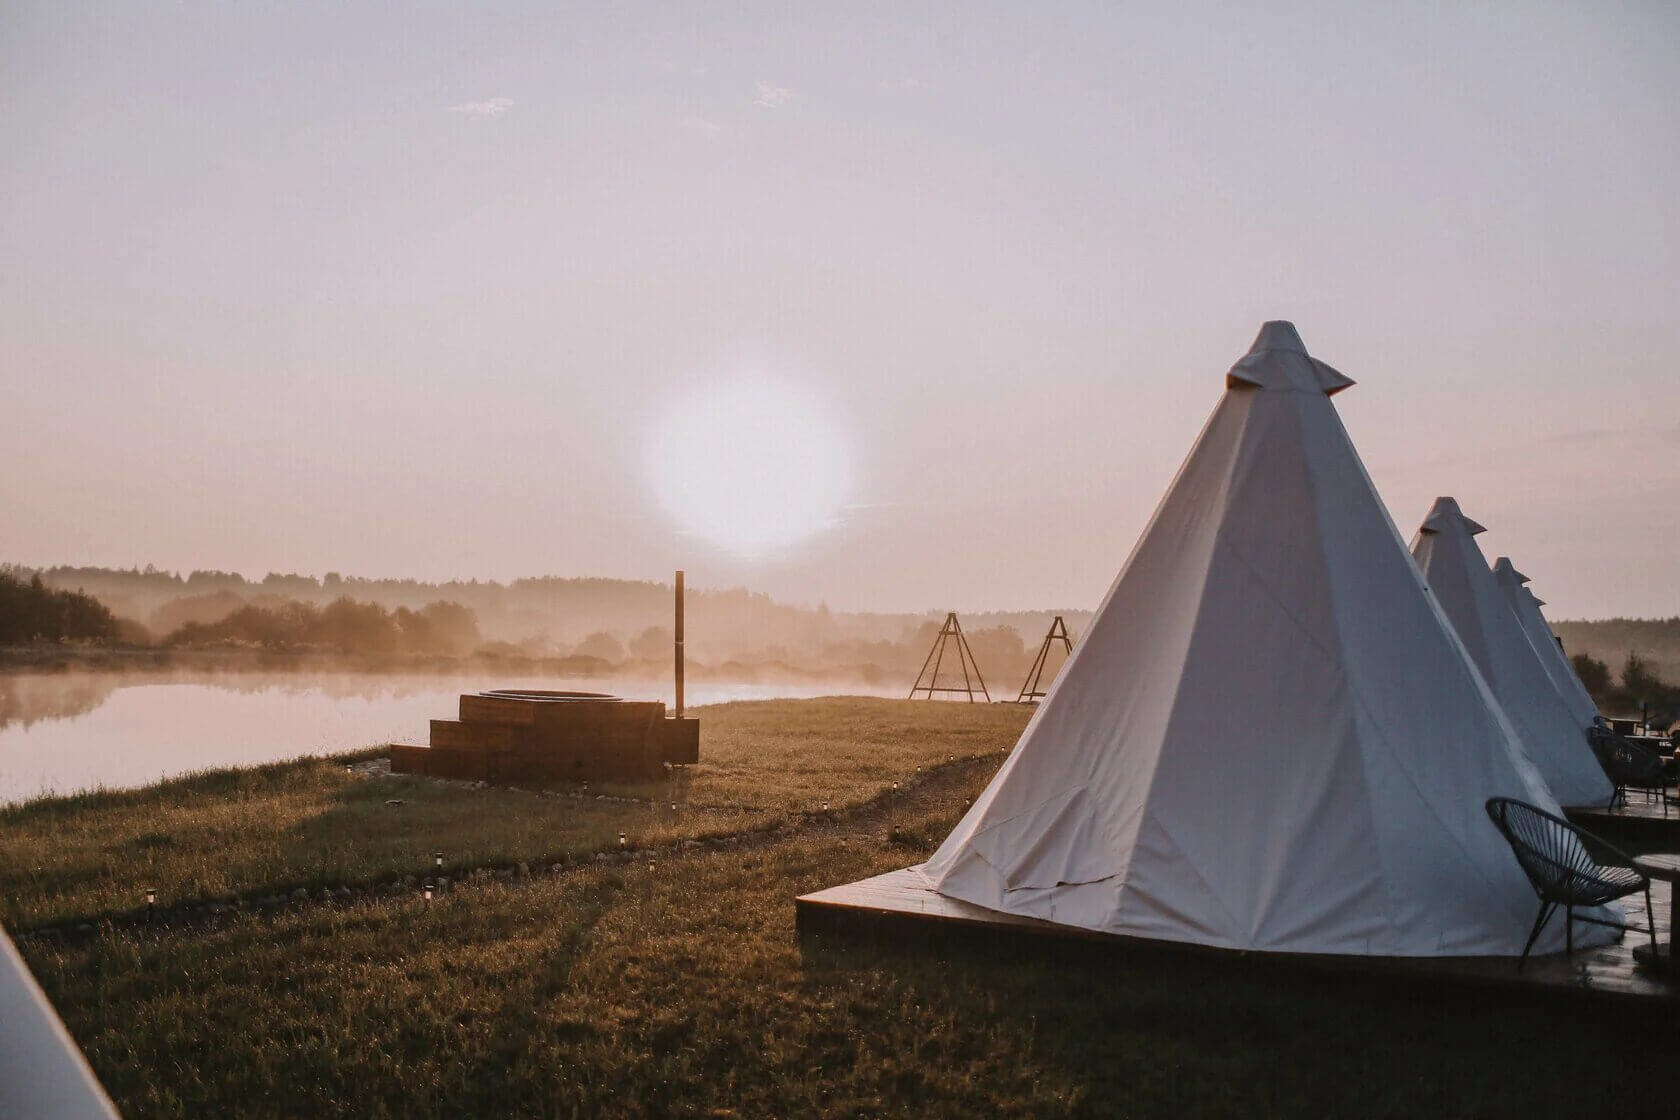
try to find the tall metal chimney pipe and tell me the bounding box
[674,570,685,718]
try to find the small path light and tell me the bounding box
[648,858,657,872]
[145,887,156,921]
[821,800,829,813]
[670,801,677,812]
[619,831,627,849]
[434,850,443,871]
[423,882,434,902]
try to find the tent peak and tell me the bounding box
[1492,557,1530,584]
[1420,496,1487,536]
[1226,321,1355,395]
[1249,320,1308,354]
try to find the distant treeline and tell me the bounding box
[1572,649,1680,728]
[1554,618,1680,688]
[9,564,1676,705]
[164,598,482,657]
[2,565,1072,686]
[16,564,1089,681]
[0,570,123,644]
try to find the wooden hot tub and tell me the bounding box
[390,690,699,783]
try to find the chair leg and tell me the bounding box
[1566,905,1574,955]
[1647,886,1659,957]
[1520,902,1555,972]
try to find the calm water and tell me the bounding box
[0,671,899,804]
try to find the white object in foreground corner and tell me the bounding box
[1,924,119,1119]
[1492,557,1601,729]
[920,320,1610,958]
[1410,499,1611,808]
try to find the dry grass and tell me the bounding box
[14,697,1661,1116]
[21,775,1666,1118]
[1,698,1028,928]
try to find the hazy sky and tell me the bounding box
[3,2,1676,617]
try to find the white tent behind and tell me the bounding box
[1,924,119,1119]
[1492,557,1600,728]
[921,321,1611,958]
[1409,500,1610,808]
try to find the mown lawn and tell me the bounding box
[9,698,1665,1116]
[1,698,1028,928]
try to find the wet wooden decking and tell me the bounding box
[797,867,1679,1006]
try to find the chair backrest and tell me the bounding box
[1587,726,1664,783]
[1484,797,1606,896]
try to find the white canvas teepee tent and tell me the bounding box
[921,321,1613,957]
[1492,557,1600,728]
[1409,500,1610,808]
[1,924,119,1119]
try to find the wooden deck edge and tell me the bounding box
[1565,805,1680,846]
[795,873,1679,1010]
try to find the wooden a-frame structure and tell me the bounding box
[1016,615,1074,703]
[908,612,990,702]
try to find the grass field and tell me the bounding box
[0,698,1028,929]
[10,698,1666,1117]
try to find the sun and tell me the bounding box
[646,374,852,558]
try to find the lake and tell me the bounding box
[0,670,902,804]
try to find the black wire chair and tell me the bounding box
[1587,726,1669,815]
[1485,797,1656,971]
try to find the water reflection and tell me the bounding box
[0,673,123,730]
[0,671,900,804]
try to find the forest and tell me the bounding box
[1,564,1072,690]
[5,563,1678,716]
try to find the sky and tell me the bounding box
[2,1,1677,618]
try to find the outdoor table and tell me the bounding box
[1631,853,1680,974]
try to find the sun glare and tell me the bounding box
[646,375,851,559]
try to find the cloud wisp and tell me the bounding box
[450,97,514,117]
[753,81,791,109]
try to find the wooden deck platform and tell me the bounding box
[1568,794,1680,848]
[797,867,1679,1006]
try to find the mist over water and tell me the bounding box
[0,671,903,804]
